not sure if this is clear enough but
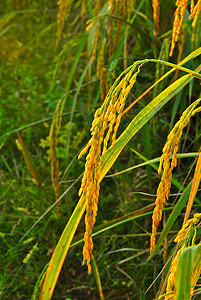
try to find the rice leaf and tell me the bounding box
[175,245,201,300]
[91,253,104,300]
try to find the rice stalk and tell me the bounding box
[56,0,73,48]
[123,48,201,116]
[150,98,201,254]
[170,0,188,57]
[78,60,145,273]
[87,0,133,101]
[94,0,102,15]
[108,0,130,58]
[191,15,201,50]
[190,0,201,27]
[108,0,116,59]
[113,0,125,52]
[49,99,65,215]
[91,23,100,63]
[97,39,107,101]
[170,0,201,56]
[38,54,201,298]
[81,1,86,18]
[17,131,41,185]
[174,24,186,79]
[153,38,170,98]
[191,0,195,13]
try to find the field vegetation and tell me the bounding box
[1,0,201,299]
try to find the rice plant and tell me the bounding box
[1,0,201,299]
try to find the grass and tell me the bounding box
[1,0,201,299]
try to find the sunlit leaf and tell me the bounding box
[175,245,201,300]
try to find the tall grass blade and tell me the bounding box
[66,56,92,161]
[106,152,200,177]
[17,132,41,185]
[91,253,104,300]
[40,198,87,299]
[32,264,48,300]
[79,98,93,126]
[169,90,183,130]
[65,36,87,94]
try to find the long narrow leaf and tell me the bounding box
[40,200,86,299]
[66,56,92,161]
[17,132,41,185]
[175,245,201,300]
[91,253,104,300]
[107,152,200,177]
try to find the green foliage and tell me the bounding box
[0,0,201,299]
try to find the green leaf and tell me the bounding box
[91,253,104,300]
[106,152,200,177]
[79,98,93,126]
[40,199,87,299]
[175,245,201,300]
[66,54,91,161]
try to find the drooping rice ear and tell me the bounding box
[150,98,201,253]
[152,0,160,36]
[78,61,145,272]
[170,0,188,56]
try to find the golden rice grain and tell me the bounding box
[152,0,160,35]
[79,61,145,272]
[190,0,201,27]
[170,0,188,56]
[150,99,201,254]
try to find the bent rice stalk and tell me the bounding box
[78,60,146,272]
